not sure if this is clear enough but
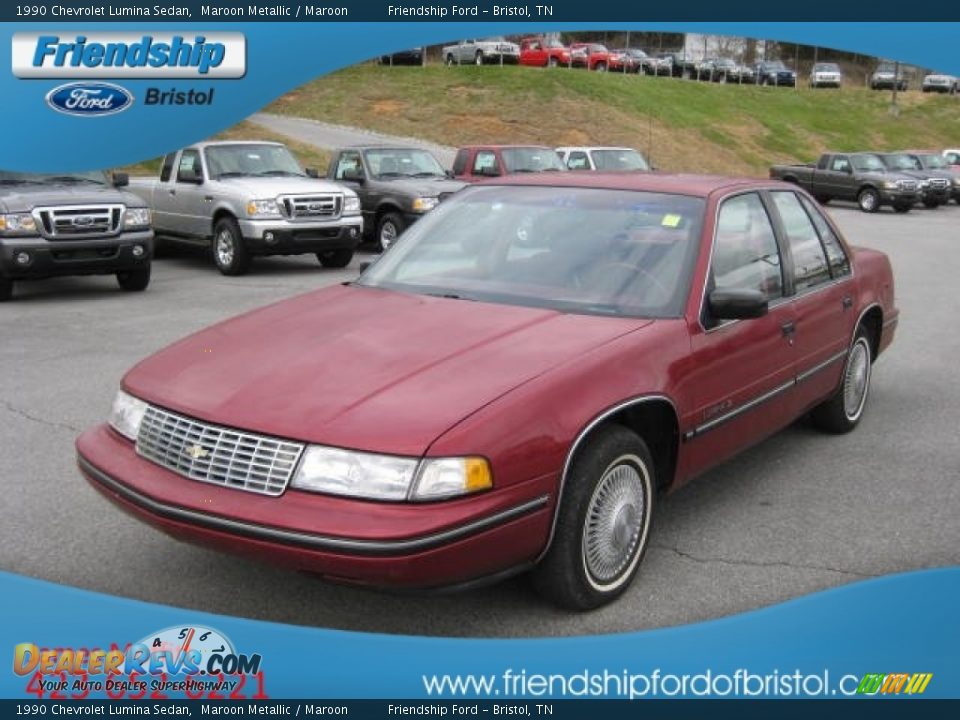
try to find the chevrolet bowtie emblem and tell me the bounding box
[186,444,209,460]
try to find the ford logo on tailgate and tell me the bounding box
[45,82,134,117]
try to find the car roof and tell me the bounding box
[460,144,555,151]
[342,145,432,151]
[192,140,284,150]
[482,172,788,198]
[556,146,641,153]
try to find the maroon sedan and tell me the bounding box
[77,173,898,610]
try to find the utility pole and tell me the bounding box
[891,60,900,115]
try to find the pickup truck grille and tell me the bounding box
[900,180,918,192]
[33,205,124,239]
[280,194,342,219]
[928,178,950,190]
[136,405,304,497]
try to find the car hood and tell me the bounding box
[213,176,351,196]
[373,177,467,196]
[123,284,652,456]
[0,184,144,212]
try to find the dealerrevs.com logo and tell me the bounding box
[11,32,246,78]
[45,82,133,117]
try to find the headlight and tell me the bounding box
[412,196,439,213]
[109,389,148,441]
[343,196,361,215]
[952,177,960,186]
[123,207,151,229]
[0,213,38,235]
[246,199,281,217]
[290,447,493,501]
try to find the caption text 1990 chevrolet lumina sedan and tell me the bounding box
[77,173,898,610]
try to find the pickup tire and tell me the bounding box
[594,61,607,72]
[376,212,405,252]
[475,51,484,66]
[317,249,354,269]
[212,217,251,276]
[0,277,12,302]
[922,198,941,209]
[116,267,151,292]
[445,54,455,66]
[857,187,881,213]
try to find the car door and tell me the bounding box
[769,191,857,414]
[333,150,374,225]
[523,40,545,66]
[681,191,798,473]
[149,152,179,233]
[821,154,854,200]
[170,148,211,238]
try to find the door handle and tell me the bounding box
[781,321,796,337]
[842,295,853,310]
[204,195,213,202]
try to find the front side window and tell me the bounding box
[770,192,831,291]
[711,192,783,302]
[334,151,363,180]
[473,151,499,175]
[830,156,851,173]
[176,150,201,182]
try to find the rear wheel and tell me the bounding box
[316,249,354,268]
[532,425,655,611]
[0,277,13,302]
[212,217,250,276]
[857,188,880,213]
[116,266,151,292]
[811,327,873,434]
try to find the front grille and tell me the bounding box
[280,194,342,219]
[34,205,123,239]
[900,180,918,192]
[929,178,949,189]
[136,405,304,497]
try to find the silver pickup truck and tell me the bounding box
[129,141,362,275]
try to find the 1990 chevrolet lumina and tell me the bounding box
[77,174,898,610]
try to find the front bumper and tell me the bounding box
[77,424,553,589]
[480,52,519,64]
[921,186,951,203]
[0,230,152,280]
[237,218,363,256]
[879,188,920,205]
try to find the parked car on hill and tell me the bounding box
[652,51,686,77]
[873,152,951,208]
[569,43,626,72]
[452,145,567,182]
[900,150,960,203]
[379,48,424,66]
[519,37,571,67]
[770,152,919,212]
[443,37,520,66]
[697,57,739,82]
[727,63,756,84]
[921,73,957,94]
[755,61,797,87]
[327,146,466,251]
[614,48,653,74]
[128,141,363,275]
[79,172,898,610]
[870,62,908,91]
[556,147,651,171]
[809,62,843,88]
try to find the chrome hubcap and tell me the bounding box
[583,459,647,587]
[380,222,398,250]
[861,193,877,211]
[843,340,871,420]
[215,230,235,266]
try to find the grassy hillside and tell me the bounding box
[267,64,960,176]
[118,121,330,176]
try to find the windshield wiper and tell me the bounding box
[255,170,305,177]
[412,172,444,178]
[425,291,477,302]
[43,176,104,185]
[217,172,251,178]
[377,172,406,178]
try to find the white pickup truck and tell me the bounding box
[129,141,362,275]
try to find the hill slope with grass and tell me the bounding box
[266,64,960,176]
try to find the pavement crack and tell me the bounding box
[0,400,81,434]
[651,542,875,579]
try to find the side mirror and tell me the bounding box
[342,168,365,183]
[358,261,372,273]
[305,167,319,178]
[708,289,769,320]
[445,169,455,179]
[112,172,129,187]
[178,168,203,184]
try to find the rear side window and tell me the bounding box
[799,195,851,278]
[159,153,176,182]
[711,192,783,302]
[452,150,469,176]
[770,191,831,291]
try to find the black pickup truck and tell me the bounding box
[0,170,152,301]
[770,152,920,213]
[328,146,465,251]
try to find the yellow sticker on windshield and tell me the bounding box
[661,214,682,228]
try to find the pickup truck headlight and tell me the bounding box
[0,213,38,236]
[952,177,960,187]
[343,196,361,215]
[412,197,439,213]
[123,207,152,230]
[109,389,148,441]
[883,181,899,190]
[246,199,282,218]
[290,447,493,501]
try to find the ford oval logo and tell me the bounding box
[45,82,134,117]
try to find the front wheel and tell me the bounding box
[857,188,880,213]
[811,328,873,434]
[445,54,455,66]
[475,51,484,66]
[532,425,655,611]
[316,249,354,268]
[376,212,405,252]
[116,266,151,292]
[594,61,607,72]
[212,217,251,276]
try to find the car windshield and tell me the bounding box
[0,170,108,185]
[501,148,566,173]
[919,154,947,169]
[715,59,736,68]
[881,154,919,171]
[357,186,704,319]
[364,148,446,178]
[205,144,304,178]
[589,45,608,53]
[764,62,787,71]
[876,64,896,73]
[591,149,650,171]
[851,155,888,172]
[815,63,839,72]
[546,39,565,49]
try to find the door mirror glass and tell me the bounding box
[708,289,769,320]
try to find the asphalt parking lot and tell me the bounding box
[2,203,958,638]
